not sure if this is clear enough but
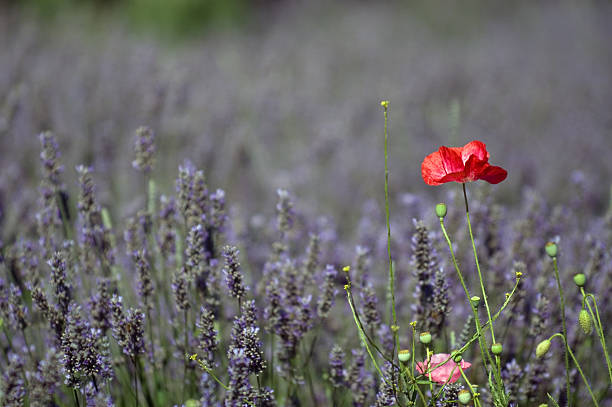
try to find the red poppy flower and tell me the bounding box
[421,141,507,186]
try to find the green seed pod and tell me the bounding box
[573,273,586,287]
[538,405,548,407]
[435,203,447,218]
[470,296,481,307]
[458,389,472,405]
[398,349,411,363]
[491,343,503,355]
[185,400,199,407]
[419,331,432,344]
[452,351,462,363]
[545,242,558,258]
[536,339,551,358]
[579,309,593,335]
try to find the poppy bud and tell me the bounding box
[573,273,586,287]
[185,400,199,407]
[536,339,551,358]
[419,331,432,344]
[545,242,558,258]
[538,405,548,407]
[452,351,462,363]
[398,349,411,363]
[380,100,389,108]
[491,343,503,355]
[435,203,447,218]
[579,309,593,335]
[470,296,480,307]
[458,389,472,405]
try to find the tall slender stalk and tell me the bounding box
[381,101,400,400]
[551,257,571,404]
[550,333,599,407]
[581,289,612,383]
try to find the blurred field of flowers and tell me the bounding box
[1,0,611,406]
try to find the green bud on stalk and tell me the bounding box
[419,332,432,344]
[545,242,558,258]
[398,349,411,363]
[573,273,586,287]
[458,389,472,405]
[435,203,447,218]
[579,309,593,335]
[536,339,551,358]
[491,343,503,355]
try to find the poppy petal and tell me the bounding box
[421,147,466,185]
[460,140,489,163]
[464,155,490,182]
[478,165,508,184]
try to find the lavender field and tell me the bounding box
[1,1,612,406]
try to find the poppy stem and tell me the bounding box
[549,333,600,407]
[580,289,612,383]
[551,257,572,404]
[381,101,400,397]
[462,183,506,398]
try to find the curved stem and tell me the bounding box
[550,333,599,407]
[581,289,612,383]
[551,257,571,404]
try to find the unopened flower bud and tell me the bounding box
[435,203,447,218]
[491,343,503,355]
[398,349,411,363]
[579,309,593,335]
[419,331,432,344]
[452,351,462,363]
[545,242,558,258]
[470,296,480,307]
[380,100,389,108]
[573,273,586,287]
[458,389,472,405]
[536,339,551,358]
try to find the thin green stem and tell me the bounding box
[550,333,599,407]
[581,289,612,383]
[462,185,496,344]
[459,367,482,407]
[551,257,571,404]
[381,101,400,387]
[439,218,492,370]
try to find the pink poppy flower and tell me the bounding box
[416,353,471,384]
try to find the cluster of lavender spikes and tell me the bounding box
[0,128,611,407]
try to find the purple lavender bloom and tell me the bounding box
[229,300,266,376]
[1,353,25,406]
[186,224,208,282]
[223,245,247,302]
[225,348,254,407]
[39,131,64,191]
[317,264,337,318]
[29,347,63,407]
[348,348,373,407]
[132,126,156,174]
[90,278,113,334]
[61,304,111,388]
[110,295,146,358]
[133,249,154,310]
[49,250,72,315]
[210,189,227,234]
[328,345,346,388]
[172,267,191,311]
[197,305,218,367]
